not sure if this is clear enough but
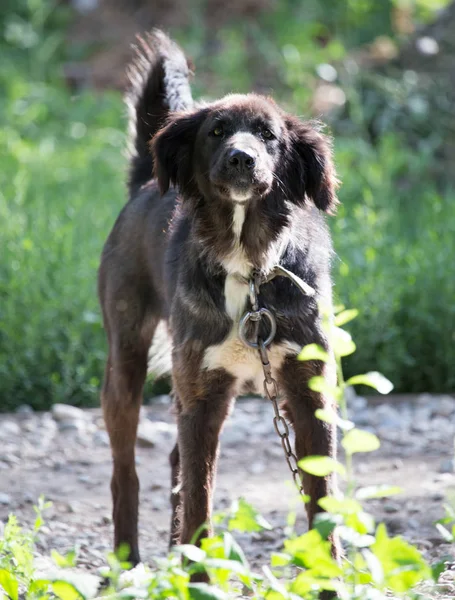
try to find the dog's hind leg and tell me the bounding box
[169,441,180,547]
[101,316,157,565]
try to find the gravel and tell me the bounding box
[0,392,453,595]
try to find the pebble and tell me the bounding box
[439,459,454,474]
[249,461,266,475]
[373,404,403,429]
[58,419,87,433]
[0,493,11,505]
[221,424,249,447]
[432,396,455,418]
[93,430,110,447]
[16,404,34,416]
[431,492,444,501]
[136,421,156,447]
[0,420,21,436]
[51,403,87,422]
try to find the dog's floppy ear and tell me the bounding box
[284,117,339,213]
[151,108,209,197]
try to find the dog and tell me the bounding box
[99,30,340,568]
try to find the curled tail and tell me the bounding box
[125,29,193,196]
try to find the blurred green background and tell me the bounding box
[1,0,454,410]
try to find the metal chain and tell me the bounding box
[239,270,306,497]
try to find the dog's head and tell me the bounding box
[152,94,338,212]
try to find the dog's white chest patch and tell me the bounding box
[203,331,300,393]
[224,274,248,320]
[205,198,300,391]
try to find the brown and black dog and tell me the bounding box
[99,30,340,567]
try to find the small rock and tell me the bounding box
[431,492,444,502]
[252,530,276,542]
[148,394,172,406]
[352,409,371,426]
[136,421,156,447]
[429,417,454,436]
[373,404,402,429]
[439,458,454,474]
[416,393,433,407]
[0,420,21,436]
[58,419,87,434]
[93,430,110,447]
[432,396,455,418]
[344,386,357,405]
[145,420,176,439]
[411,421,426,434]
[52,403,86,422]
[265,444,284,459]
[0,493,11,505]
[78,475,91,484]
[16,404,34,416]
[249,461,266,475]
[383,503,399,514]
[221,425,247,447]
[385,516,403,534]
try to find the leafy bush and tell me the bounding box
[334,135,455,392]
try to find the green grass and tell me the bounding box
[0,74,126,409]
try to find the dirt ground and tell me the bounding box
[1,395,454,596]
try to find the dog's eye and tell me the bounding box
[261,128,274,140]
[212,126,224,137]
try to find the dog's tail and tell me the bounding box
[125,30,193,196]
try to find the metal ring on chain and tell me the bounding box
[239,308,277,349]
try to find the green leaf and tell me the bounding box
[51,581,82,600]
[51,549,77,568]
[431,559,447,582]
[270,552,291,567]
[312,512,341,539]
[372,523,431,592]
[188,583,228,600]
[175,544,206,563]
[334,309,359,327]
[342,428,380,454]
[435,523,453,543]
[0,570,18,600]
[338,524,375,548]
[228,498,272,532]
[308,376,340,399]
[315,408,354,430]
[298,344,329,362]
[362,549,384,584]
[222,532,248,566]
[346,372,394,394]
[318,496,362,515]
[356,485,402,500]
[331,326,356,357]
[299,456,346,477]
[345,511,375,534]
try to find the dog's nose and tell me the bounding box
[228,149,255,171]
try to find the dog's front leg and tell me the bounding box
[279,357,340,560]
[177,388,233,546]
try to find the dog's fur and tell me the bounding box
[99,30,340,567]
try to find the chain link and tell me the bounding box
[239,270,306,497]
